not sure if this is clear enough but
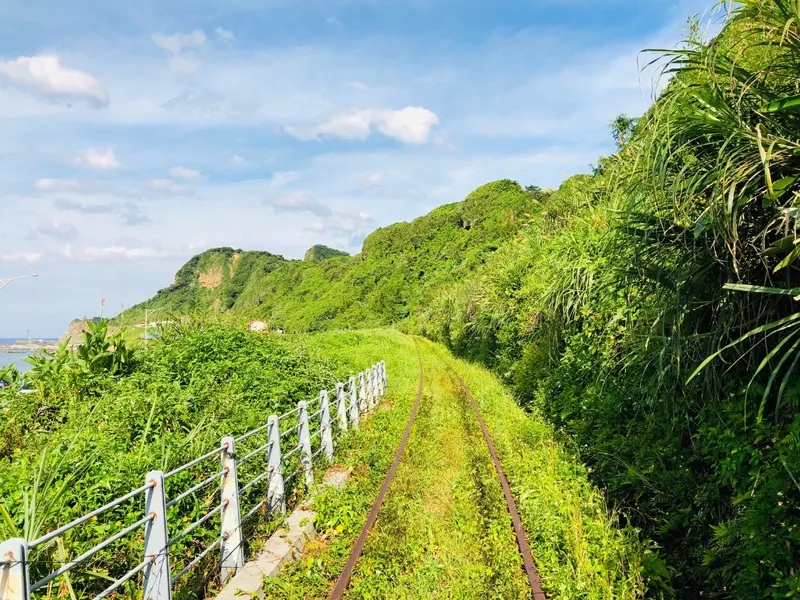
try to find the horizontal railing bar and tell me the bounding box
[282,445,302,461]
[30,481,155,548]
[308,407,323,420]
[312,447,324,458]
[31,513,154,591]
[310,429,321,440]
[238,441,271,464]
[165,443,227,479]
[168,502,225,548]
[165,472,223,509]
[240,471,272,495]
[170,538,222,584]
[283,469,301,484]
[235,422,270,443]
[280,426,296,439]
[241,495,270,523]
[221,491,289,561]
[277,405,302,421]
[92,558,149,600]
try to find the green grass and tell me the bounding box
[265,332,648,599]
[428,341,656,599]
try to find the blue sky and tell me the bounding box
[0,0,722,337]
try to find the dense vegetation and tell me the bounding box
[0,322,348,597]
[303,245,349,262]
[420,3,800,596]
[0,326,650,599]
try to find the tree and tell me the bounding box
[609,113,638,148]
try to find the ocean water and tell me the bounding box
[0,338,57,373]
[0,352,31,372]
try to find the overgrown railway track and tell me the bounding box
[329,344,546,600]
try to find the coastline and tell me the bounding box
[0,342,59,354]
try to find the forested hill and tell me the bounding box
[122,179,541,330]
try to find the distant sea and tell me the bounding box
[0,338,58,373]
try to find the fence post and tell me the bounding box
[365,367,373,411]
[358,372,368,413]
[143,471,172,600]
[335,382,348,432]
[220,436,244,584]
[320,391,334,462]
[348,376,360,430]
[297,401,314,488]
[381,361,387,394]
[369,365,378,410]
[266,415,285,515]
[0,538,30,600]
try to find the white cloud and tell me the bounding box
[265,192,333,217]
[54,199,151,226]
[286,106,439,144]
[33,177,192,198]
[363,173,384,187]
[83,245,166,260]
[152,30,207,54]
[169,166,202,180]
[0,252,44,263]
[61,245,169,261]
[169,55,201,74]
[231,154,249,166]
[147,179,190,194]
[0,54,108,107]
[351,81,368,90]
[73,148,121,170]
[35,178,80,192]
[215,27,236,42]
[303,210,375,244]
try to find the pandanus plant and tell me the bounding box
[615,0,800,422]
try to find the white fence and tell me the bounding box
[0,361,387,600]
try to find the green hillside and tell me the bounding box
[123,179,539,331]
[303,244,349,262]
[123,247,288,317]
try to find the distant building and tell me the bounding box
[248,321,268,332]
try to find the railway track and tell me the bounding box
[329,345,546,600]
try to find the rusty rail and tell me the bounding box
[328,348,424,600]
[329,345,546,599]
[451,369,546,599]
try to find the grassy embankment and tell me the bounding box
[0,326,384,599]
[267,332,649,599]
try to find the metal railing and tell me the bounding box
[0,361,387,600]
